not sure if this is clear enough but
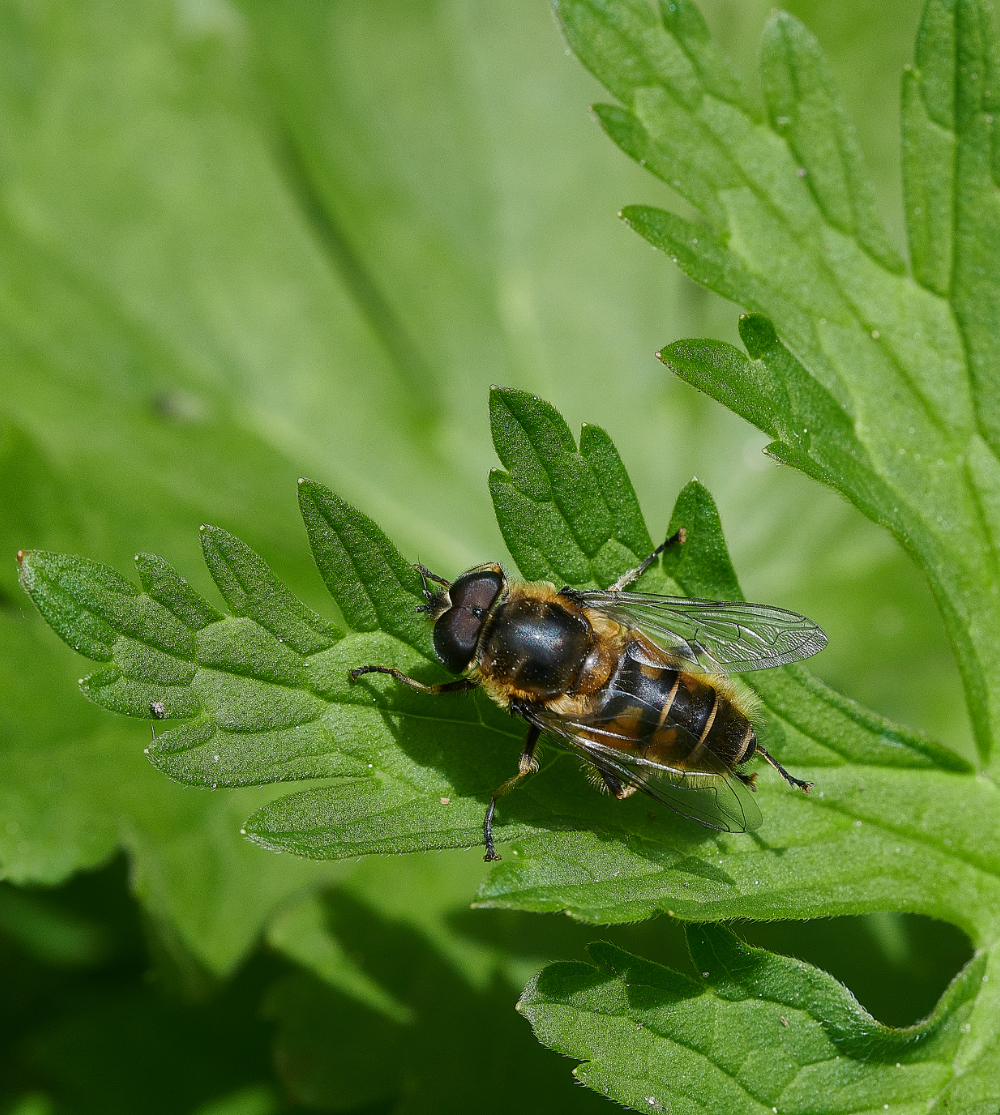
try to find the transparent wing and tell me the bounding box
[575,591,827,673]
[519,703,762,835]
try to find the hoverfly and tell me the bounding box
[350,530,826,861]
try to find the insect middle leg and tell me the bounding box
[349,665,478,696]
[483,724,540,862]
[610,528,687,593]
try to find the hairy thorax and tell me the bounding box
[472,584,626,712]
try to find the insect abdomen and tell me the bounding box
[597,649,755,771]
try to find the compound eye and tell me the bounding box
[432,569,504,673]
[433,608,482,673]
[449,570,504,614]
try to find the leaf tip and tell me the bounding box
[17,550,36,592]
[766,8,796,29]
[680,476,708,502]
[296,477,322,501]
[738,313,779,359]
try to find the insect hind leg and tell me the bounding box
[599,770,638,800]
[484,725,540,862]
[610,528,687,592]
[755,743,812,792]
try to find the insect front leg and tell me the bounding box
[483,724,541,862]
[610,528,687,593]
[413,563,451,589]
[349,665,478,696]
[413,563,452,613]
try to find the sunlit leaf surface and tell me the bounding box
[21,380,998,1110]
[2,0,990,1110]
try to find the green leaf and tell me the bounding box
[16,887,287,1115]
[0,0,959,1013]
[557,0,1000,767]
[263,852,617,1115]
[19,391,975,931]
[18,492,536,861]
[264,890,414,1025]
[21,321,995,1105]
[489,386,652,587]
[2,564,342,979]
[0,0,408,976]
[519,928,997,1113]
[760,12,904,272]
[1,0,744,992]
[545,0,1000,1107]
[5,0,995,1107]
[296,479,431,656]
[476,410,978,932]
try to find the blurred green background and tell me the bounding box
[0,1,975,1112]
